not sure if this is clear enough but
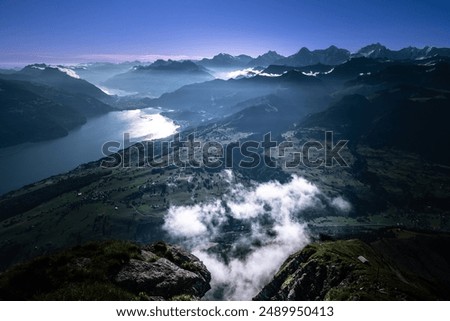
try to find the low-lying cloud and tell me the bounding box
[226,68,283,79]
[163,171,351,300]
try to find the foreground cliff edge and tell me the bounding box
[1,230,449,300]
[255,229,450,301]
[0,241,211,300]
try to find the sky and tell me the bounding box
[0,0,449,66]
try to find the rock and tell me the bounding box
[0,240,211,300]
[115,242,211,300]
[254,235,450,301]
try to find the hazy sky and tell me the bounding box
[0,0,449,66]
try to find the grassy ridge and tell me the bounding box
[0,240,141,300]
[256,229,450,300]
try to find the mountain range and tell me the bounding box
[273,43,450,67]
[98,43,450,96]
[193,43,450,69]
[1,44,450,301]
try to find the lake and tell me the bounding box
[0,108,178,195]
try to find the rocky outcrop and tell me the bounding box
[115,242,211,300]
[255,231,450,301]
[0,240,210,300]
[254,240,366,301]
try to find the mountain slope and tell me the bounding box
[0,64,114,116]
[0,79,86,147]
[299,60,450,164]
[349,61,450,90]
[147,69,326,119]
[17,80,113,117]
[0,65,114,147]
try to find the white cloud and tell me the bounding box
[97,86,138,96]
[302,68,334,77]
[302,71,320,77]
[31,65,45,70]
[163,172,351,300]
[331,196,352,212]
[223,68,283,79]
[55,66,80,79]
[164,200,225,238]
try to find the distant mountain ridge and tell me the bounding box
[353,43,450,60]
[135,59,209,72]
[202,44,450,69]
[247,50,285,67]
[274,45,351,67]
[68,61,140,85]
[197,53,253,68]
[103,59,214,97]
